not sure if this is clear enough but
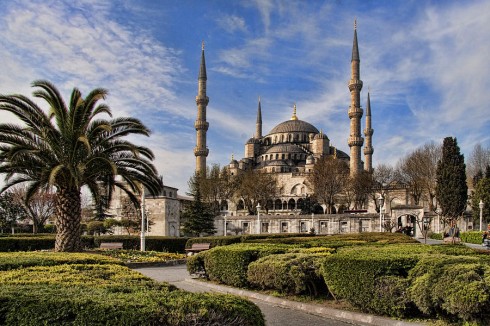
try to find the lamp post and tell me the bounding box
[140,187,146,252]
[378,194,384,232]
[311,213,314,233]
[224,215,227,236]
[479,200,484,232]
[423,216,430,244]
[256,203,261,234]
[435,207,441,234]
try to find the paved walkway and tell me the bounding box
[135,264,423,326]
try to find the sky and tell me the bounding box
[1,0,490,195]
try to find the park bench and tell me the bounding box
[443,237,461,244]
[185,243,211,255]
[99,242,124,250]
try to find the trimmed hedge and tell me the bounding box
[0,236,56,251]
[321,244,421,317]
[408,255,490,323]
[0,252,265,325]
[93,236,188,253]
[0,284,265,325]
[0,235,188,253]
[461,231,486,244]
[201,243,293,287]
[0,252,121,270]
[247,250,332,295]
[185,235,242,249]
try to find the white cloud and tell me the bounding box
[216,15,248,33]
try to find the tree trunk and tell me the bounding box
[55,188,82,252]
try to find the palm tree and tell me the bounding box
[0,80,163,251]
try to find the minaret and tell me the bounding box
[255,97,262,139]
[348,20,364,176]
[363,91,374,173]
[194,41,209,175]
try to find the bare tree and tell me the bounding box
[372,163,396,212]
[395,142,441,211]
[306,157,349,214]
[236,169,279,214]
[10,186,56,233]
[468,143,490,187]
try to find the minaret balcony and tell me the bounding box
[364,128,373,136]
[348,136,364,147]
[348,107,363,118]
[363,147,374,155]
[195,96,209,105]
[348,79,363,91]
[194,120,209,131]
[194,147,209,157]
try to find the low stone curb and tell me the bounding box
[185,278,425,326]
[125,259,186,269]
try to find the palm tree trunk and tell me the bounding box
[55,188,82,252]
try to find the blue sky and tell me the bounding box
[1,0,489,194]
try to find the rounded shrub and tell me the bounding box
[247,251,330,296]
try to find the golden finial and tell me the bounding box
[291,103,298,120]
[202,40,205,50]
[231,153,234,160]
[258,95,261,102]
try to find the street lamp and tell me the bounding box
[435,207,441,234]
[378,194,384,232]
[224,215,227,236]
[423,216,430,244]
[140,187,146,252]
[256,203,261,234]
[480,200,484,232]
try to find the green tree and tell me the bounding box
[471,166,490,228]
[0,192,28,232]
[181,174,216,236]
[0,80,162,251]
[436,137,468,228]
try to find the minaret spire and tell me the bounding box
[194,42,210,175]
[364,91,374,173]
[348,20,364,176]
[255,96,262,139]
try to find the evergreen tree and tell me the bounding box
[471,177,490,228]
[181,173,216,236]
[436,137,468,227]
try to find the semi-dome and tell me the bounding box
[265,144,306,154]
[268,119,319,135]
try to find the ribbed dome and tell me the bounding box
[268,119,319,135]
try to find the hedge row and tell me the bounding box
[185,233,312,249]
[191,243,294,287]
[247,249,332,296]
[0,252,265,325]
[0,235,188,253]
[321,244,490,322]
[0,252,121,271]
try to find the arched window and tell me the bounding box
[288,199,296,210]
[275,199,282,210]
[267,199,273,210]
[220,200,228,211]
[237,200,245,210]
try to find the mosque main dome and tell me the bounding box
[268,119,319,135]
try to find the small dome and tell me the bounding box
[306,155,314,164]
[314,132,329,140]
[246,137,260,144]
[268,119,319,135]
